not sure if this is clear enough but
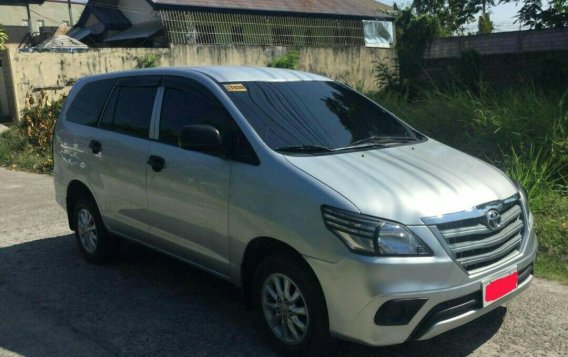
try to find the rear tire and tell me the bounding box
[73,197,119,264]
[253,253,334,356]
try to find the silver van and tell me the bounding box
[54,67,537,354]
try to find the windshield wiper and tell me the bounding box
[345,136,419,148]
[275,145,335,154]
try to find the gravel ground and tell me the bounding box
[0,167,567,356]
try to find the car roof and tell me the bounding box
[190,66,331,83]
[79,66,332,84]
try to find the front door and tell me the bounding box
[146,77,232,276]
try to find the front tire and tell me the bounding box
[73,197,118,264]
[253,254,333,356]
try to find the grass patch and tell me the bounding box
[534,192,568,284]
[0,124,53,174]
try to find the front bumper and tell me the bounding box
[305,225,537,346]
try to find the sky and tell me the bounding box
[379,1,526,32]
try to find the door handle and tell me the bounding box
[89,140,102,154]
[147,155,166,172]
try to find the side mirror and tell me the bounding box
[179,124,223,153]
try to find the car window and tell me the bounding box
[67,78,116,126]
[159,86,230,147]
[99,86,157,138]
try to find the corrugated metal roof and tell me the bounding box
[35,34,89,50]
[149,0,392,18]
[105,20,162,42]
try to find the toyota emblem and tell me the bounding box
[485,209,502,230]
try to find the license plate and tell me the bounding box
[482,268,518,306]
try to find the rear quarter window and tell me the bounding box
[66,78,116,126]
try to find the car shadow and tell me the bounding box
[0,235,506,356]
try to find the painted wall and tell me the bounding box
[3,45,395,121]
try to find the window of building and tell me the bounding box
[272,27,293,46]
[231,26,244,44]
[363,20,394,48]
[196,25,215,44]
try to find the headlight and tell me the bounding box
[321,206,432,256]
[513,180,530,211]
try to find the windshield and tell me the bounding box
[223,81,421,153]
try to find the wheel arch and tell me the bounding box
[240,237,326,310]
[66,180,96,231]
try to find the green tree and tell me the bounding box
[478,12,495,33]
[387,6,443,95]
[500,0,568,29]
[539,0,568,28]
[0,24,7,50]
[411,0,479,35]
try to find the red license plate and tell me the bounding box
[483,269,518,306]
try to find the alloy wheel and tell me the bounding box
[262,273,310,345]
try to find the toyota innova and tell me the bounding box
[54,67,537,354]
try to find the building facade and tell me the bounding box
[0,0,85,47]
[69,0,394,48]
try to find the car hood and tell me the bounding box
[284,139,517,225]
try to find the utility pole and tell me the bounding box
[26,3,33,34]
[67,0,74,25]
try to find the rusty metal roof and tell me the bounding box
[149,0,393,18]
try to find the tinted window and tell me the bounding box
[224,81,416,151]
[67,79,115,126]
[159,87,229,146]
[99,86,157,138]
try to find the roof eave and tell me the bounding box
[150,3,394,20]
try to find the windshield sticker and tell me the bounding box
[224,84,248,92]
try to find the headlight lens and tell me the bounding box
[322,206,431,256]
[513,180,530,211]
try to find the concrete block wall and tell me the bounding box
[425,27,568,59]
[421,28,568,88]
[3,45,395,121]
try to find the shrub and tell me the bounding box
[268,50,300,69]
[136,54,157,69]
[0,91,66,173]
[22,91,65,155]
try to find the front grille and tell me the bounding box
[424,194,526,273]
